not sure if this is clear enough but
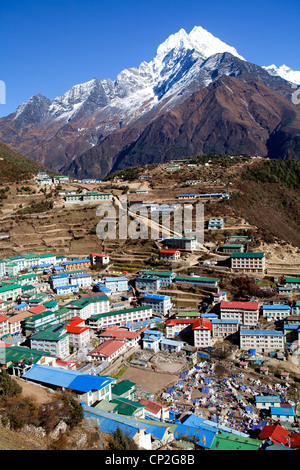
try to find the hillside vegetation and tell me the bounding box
[0,142,51,183]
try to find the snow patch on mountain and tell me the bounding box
[263,64,300,85]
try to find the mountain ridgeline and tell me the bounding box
[0,26,299,179]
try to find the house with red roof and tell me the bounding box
[138,397,170,421]
[65,316,90,348]
[28,305,47,315]
[98,325,146,348]
[258,424,290,446]
[220,300,260,327]
[88,339,127,363]
[89,253,110,266]
[159,249,181,262]
[166,317,212,347]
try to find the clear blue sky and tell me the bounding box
[0,0,299,117]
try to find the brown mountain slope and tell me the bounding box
[0,142,51,183]
[65,75,300,179]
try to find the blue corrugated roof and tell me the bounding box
[23,364,114,392]
[82,404,168,440]
[173,423,216,449]
[262,304,291,310]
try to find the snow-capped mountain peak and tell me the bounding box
[262,64,300,85]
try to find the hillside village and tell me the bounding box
[0,154,300,450]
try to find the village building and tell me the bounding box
[24,310,58,335]
[23,364,114,406]
[208,217,224,229]
[162,236,198,251]
[99,326,146,350]
[135,274,161,291]
[0,284,22,302]
[30,324,69,359]
[231,252,265,273]
[239,329,284,352]
[0,314,9,339]
[96,276,128,293]
[210,318,239,341]
[89,253,110,266]
[174,274,219,289]
[65,317,90,348]
[87,306,153,330]
[255,395,281,410]
[222,244,244,253]
[261,304,291,321]
[142,270,176,286]
[65,294,110,321]
[159,249,181,261]
[63,258,91,271]
[220,301,260,327]
[88,339,127,363]
[141,294,172,316]
[142,329,164,352]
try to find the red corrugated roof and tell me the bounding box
[0,314,8,322]
[166,318,212,330]
[290,433,300,448]
[160,249,180,254]
[89,339,125,358]
[258,425,290,445]
[220,301,259,310]
[28,305,47,314]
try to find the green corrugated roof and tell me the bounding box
[286,278,300,283]
[90,305,151,321]
[0,346,49,365]
[231,252,265,258]
[30,324,68,341]
[210,432,261,450]
[175,275,219,283]
[66,294,109,308]
[0,283,22,293]
[111,380,136,397]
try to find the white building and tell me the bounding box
[220,301,259,327]
[239,329,284,352]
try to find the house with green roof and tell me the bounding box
[30,324,69,358]
[210,432,261,450]
[87,305,153,329]
[0,345,57,375]
[110,397,145,419]
[24,309,59,334]
[285,278,300,289]
[0,283,22,302]
[111,379,136,400]
[142,270,176,286]
[65,294,110,320]
[231,252,265,273]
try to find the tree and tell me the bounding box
[0,369,22,401]
[106,426,139,450]
[60,391,84,429]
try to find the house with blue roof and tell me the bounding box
[160,338,184,353]
[255,395,281,410]
[23,364,115,406]
[97,276,128,293]
[261,304,291,321]
[270,406,295,424]
[142,329,164,352]
[81,403,171,450]
[240,329,284,352]
[141,294,172,315]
